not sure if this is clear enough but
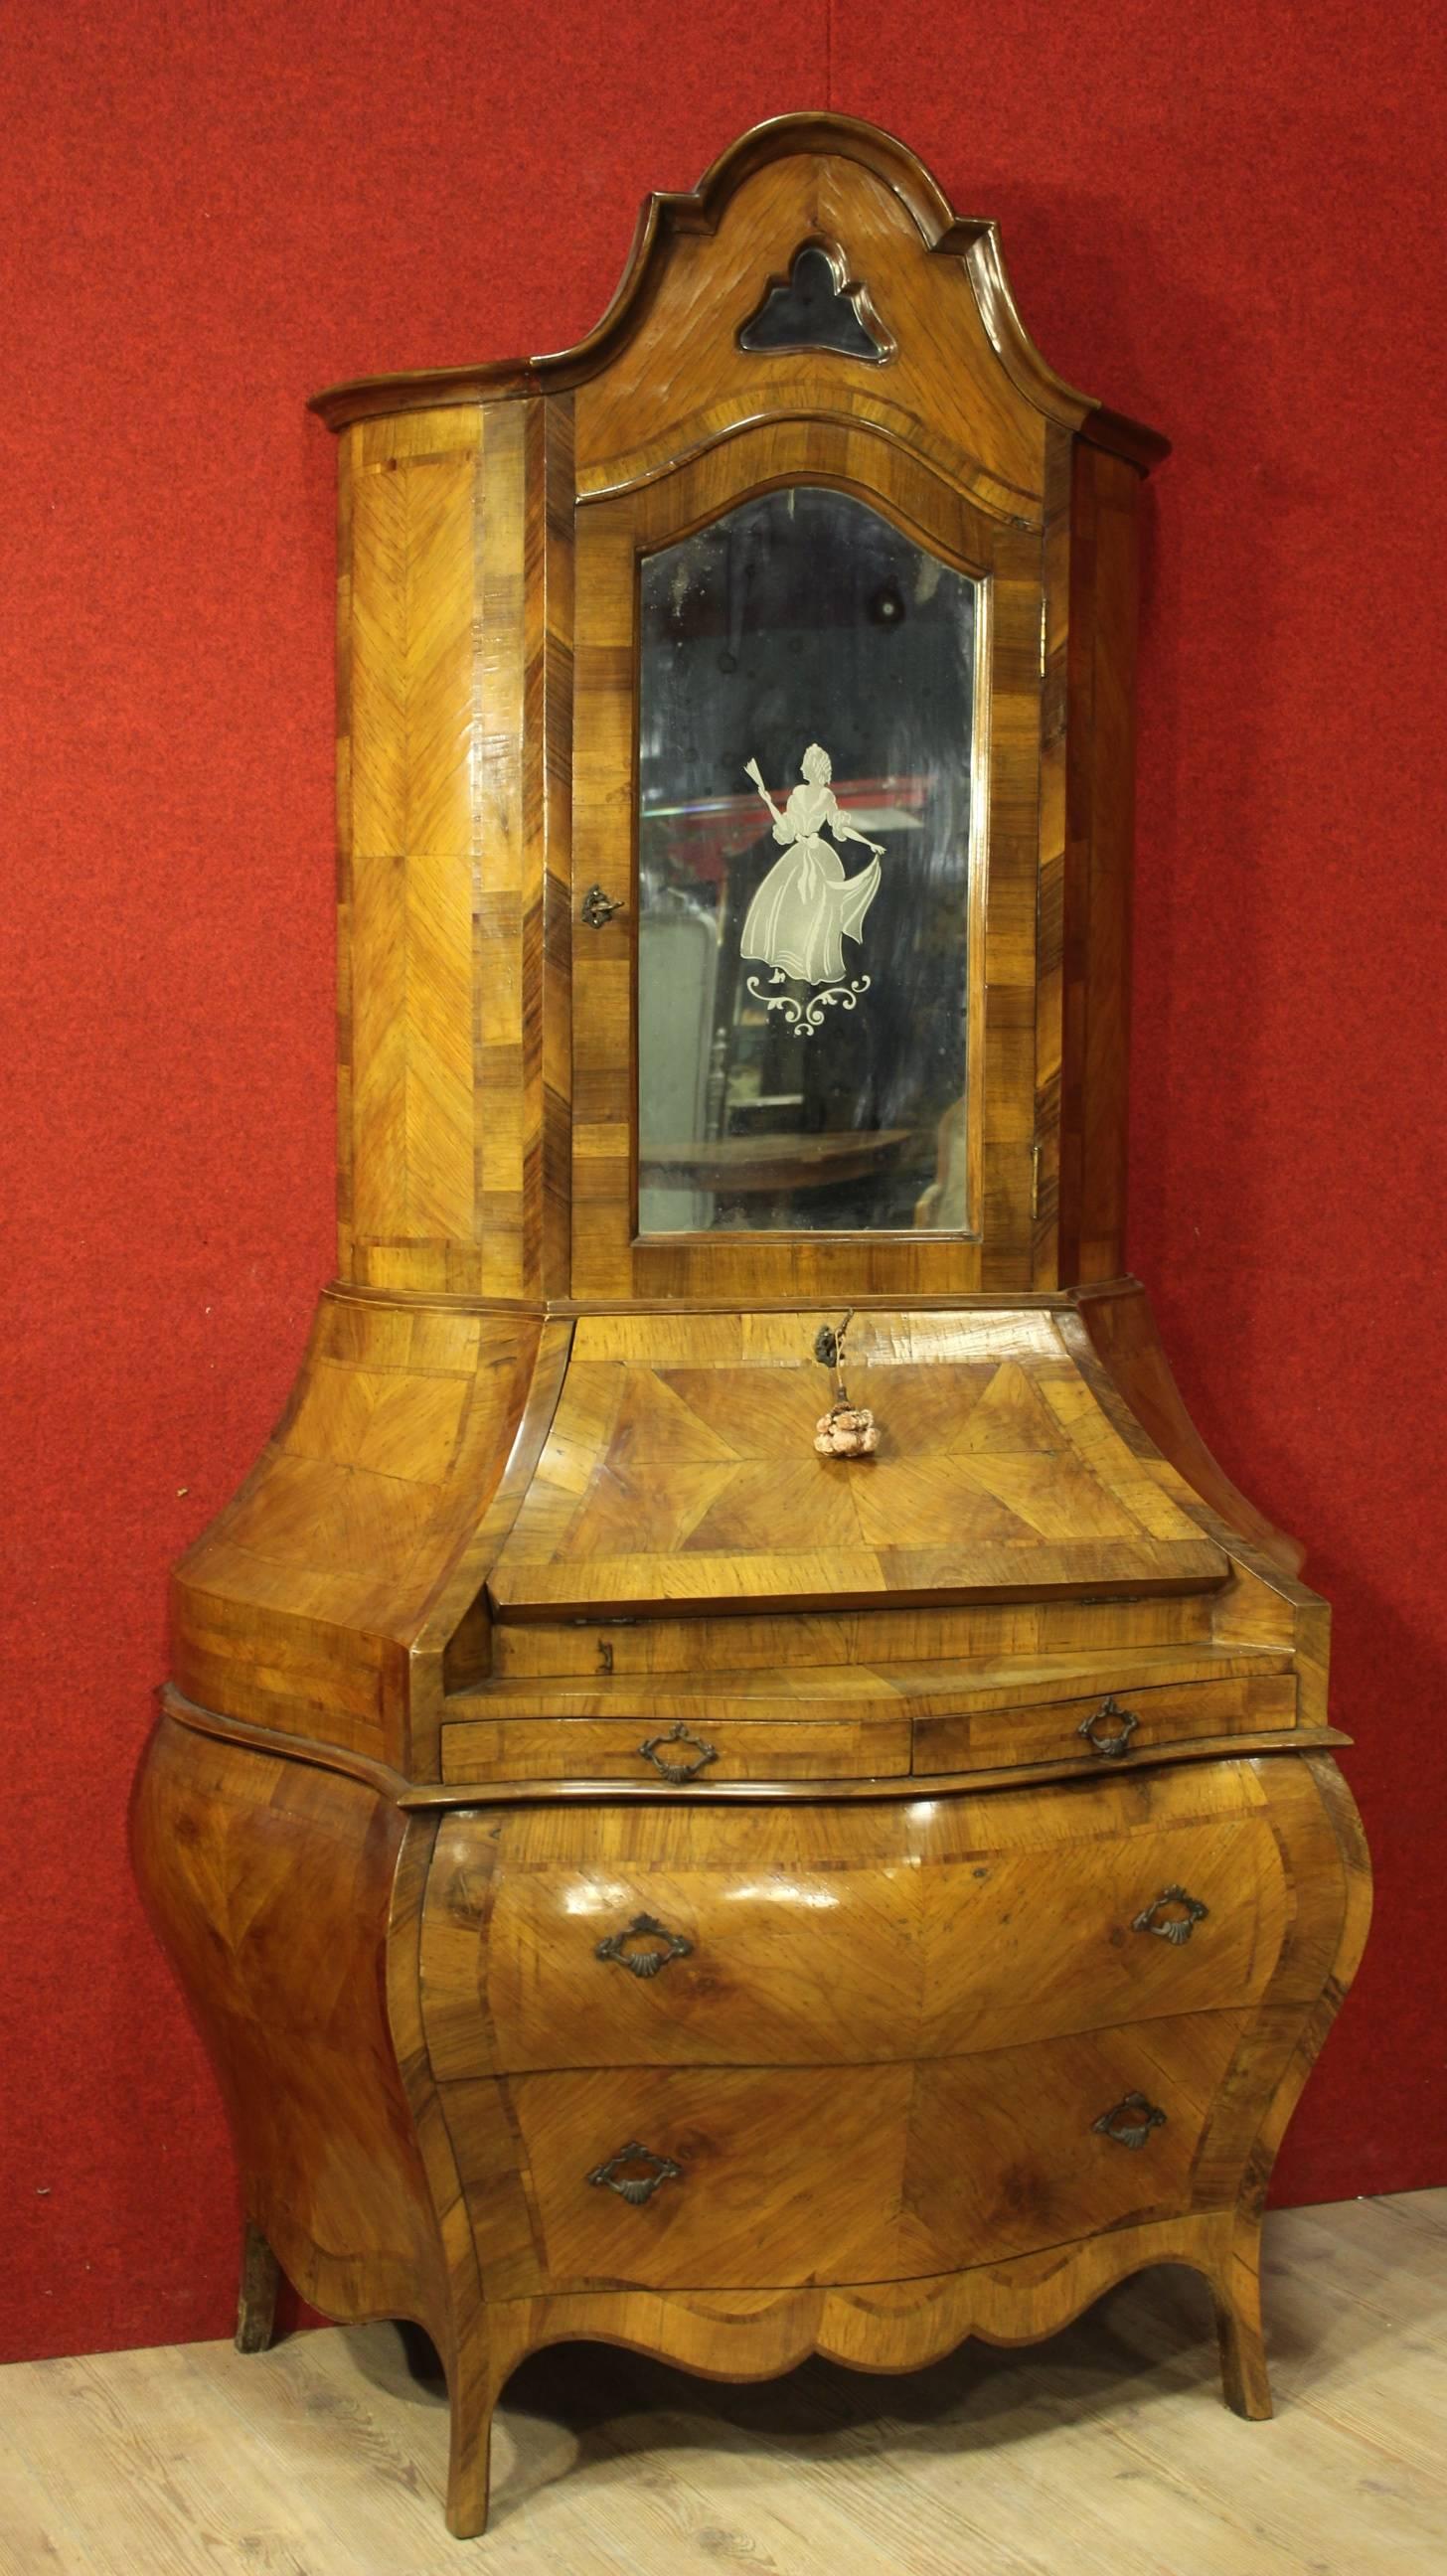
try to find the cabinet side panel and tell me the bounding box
[539,397,575,1299]
[335,399,572,1300]
[1033,424,1073,1286]
[348,413,482,1277]
[170,1292,538,1773]
[1061,441,1142,1286]
[979,538,1045,1292]
[487,397,575,1304]
[474,401,530,1295]
[336,428,357,1273]
[131,1716,447,2336]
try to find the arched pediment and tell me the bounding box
[310,113,1165,504]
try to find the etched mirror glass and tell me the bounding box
[636,485,980,1234]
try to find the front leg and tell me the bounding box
[235,2218,281,2354]
[1213,2220,1273,2420]
[443,2313,503,2539]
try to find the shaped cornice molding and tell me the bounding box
[309,111,1168,469]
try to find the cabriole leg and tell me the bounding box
[1213,2222,1273,2420]
[443,2320,499,2539]
[236,2218,281,2355]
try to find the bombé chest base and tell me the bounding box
[133,1702,1369,2538]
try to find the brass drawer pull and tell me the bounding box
[581,884,624,928]
[1076,1695,1140,1760]
[586,2141,683,2205]
[1093,2092,1167,2151]
[638,1722,719,1784]
[596,1913,694,1979]
[1132,1885,1208,1945]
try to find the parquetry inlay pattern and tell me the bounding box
[489,1313,1226,1614]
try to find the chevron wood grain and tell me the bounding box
[343,417,478,1263]
[136,1708,1366,2535]
[170,1288,538,1771]
[141,116,1371,2547]
[420,1761,1293,2077]
[488,1312,1226,1618]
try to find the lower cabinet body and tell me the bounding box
[133,1712,1371,2540]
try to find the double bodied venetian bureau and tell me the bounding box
[133,114,1370,2539]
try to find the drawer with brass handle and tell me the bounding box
[911,1671,1297,1777]
[595,1913,694,1978]
[438,1709,910,1786]
[484,2009,1244,2293]
[418,1763,1298,2080]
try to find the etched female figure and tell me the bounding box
[740,744,884,985]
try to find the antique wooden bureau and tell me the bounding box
[133,114,1371,2539]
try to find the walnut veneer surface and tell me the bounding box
[134,116,1370,2542]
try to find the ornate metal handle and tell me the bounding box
[595,1913,694,1979]
[638,1722,719,1784]
[1132,1885,1208,1945]
[581,884,623,928]
[586,2141,683,2204]
[1076,1695,1140,1760]
[1093,2092,1167,2151]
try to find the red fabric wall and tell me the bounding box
[3,1,1443,2364]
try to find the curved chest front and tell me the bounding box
[135,1713,1367,2542]
[417,1758,1356,2300]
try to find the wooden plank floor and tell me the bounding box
[4,2192,1446,2574]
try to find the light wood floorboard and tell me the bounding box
[4,2191,1446,2573]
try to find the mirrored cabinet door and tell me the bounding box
[636,486,984,1237]
[570,415,1045,1304]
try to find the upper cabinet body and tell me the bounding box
[175,118,1323,1794]
[314,114,1167,1310]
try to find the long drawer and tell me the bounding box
[436,1667,1296,1788]
[438,1711,909,1786]
[419,1764,1291,2077]
[459,2010,1249,2293]
[912,1671,1297,1776]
